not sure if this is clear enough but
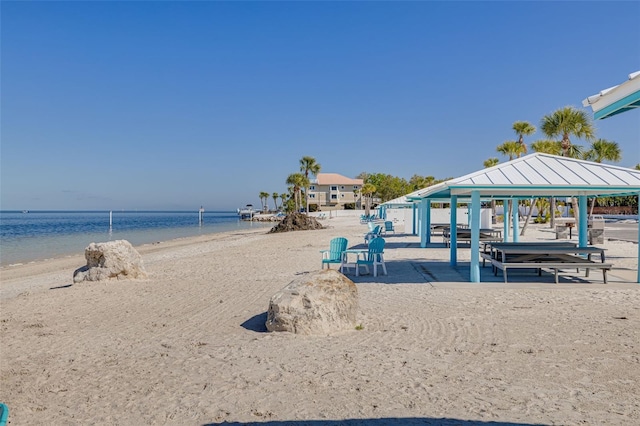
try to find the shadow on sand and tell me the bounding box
[203,417,546,426]
[50,283,74,290]
[241,312,268,333]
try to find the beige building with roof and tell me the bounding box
[308,173,364,210]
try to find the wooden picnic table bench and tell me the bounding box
[481,241,578,267]
[487,243,610,284]
[443,227,502,247]
[430,223,457,237]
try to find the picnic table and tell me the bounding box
[484,242,611,284]
[443,227,502,247]
[430,223,455,237]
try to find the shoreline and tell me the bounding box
[0,225,272,300]
[0,216,269,271]
[1,216,639,424]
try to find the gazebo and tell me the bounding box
[407,153,640,283]
[582,71,640,119]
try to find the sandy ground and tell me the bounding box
[1,216,639,425]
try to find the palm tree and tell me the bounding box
[540,106,595,157]
[635,164,640,170]
[584,139,622,215]
[259,191,270,212]
[528,139,563,229]
[272,192,280,211]
[512,121,536,155]
[541,106,596,223]
[483,158,499,223]
[299,156,321,215]
[286,173,308,213]
[409,174,436,191]
[584,138,621,163]
[483,158,499,168]
[496,141,525,160]
[360,183,376,216]
[531,139,562,155]
[280,193,288,210]
[496,141,525,230]
[510,122,535,234]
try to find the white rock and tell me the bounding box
[266,269,359,335]
[73,240,147,283]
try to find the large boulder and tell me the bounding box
[73,240,147,283]
[266,269,358,335]
[268,212,323,233]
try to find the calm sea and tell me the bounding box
[0,210,271,267]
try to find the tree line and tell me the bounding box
[257,106,637,215]
[257,156,453,214]
[486,106,638,233]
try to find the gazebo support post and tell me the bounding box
[470,191,481,282]
[412,202,417,235]
[503,199,510,242]
[420,199,428,248]
[512,198,519,243]
[637,192,639,284]
[578,195,588,247]
[450,197,458,266]
[426,201,432,244]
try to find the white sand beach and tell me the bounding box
[1,216,639,425]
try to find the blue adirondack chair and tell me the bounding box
[364,225,382,243]
[0,403,8,426]
[356,237,387,277]
[320,237,348,270]
[383,221,395,234]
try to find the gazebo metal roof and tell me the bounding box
[403,153,639,284]
[407,153,640,200]
[582,71,640,120]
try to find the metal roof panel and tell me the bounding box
[411,153,640,199]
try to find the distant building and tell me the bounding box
[309,173,364,210]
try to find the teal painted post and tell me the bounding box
[512,198,520,242]
[637,193,640,283]
[412,203,417,235]
[420,199,428,248]
[426,201,432,244]
[470,191,481,282]
[503,200,509,242]
[450,197,458,266]
[578,195,588,247]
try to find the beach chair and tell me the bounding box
[356,237,387,277]
[0,403,8,426]
[364,225,382,244]
[320,237,348,270]
[382,221,395,234]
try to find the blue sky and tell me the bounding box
[2,1,639,211]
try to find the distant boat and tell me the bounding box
[237,204,255,220]
[22,210,29,213]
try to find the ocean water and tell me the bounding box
[0,211,271,267]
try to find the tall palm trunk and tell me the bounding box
[519,197,536,236]
[571,197,580,222]
[490,200,496,224]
